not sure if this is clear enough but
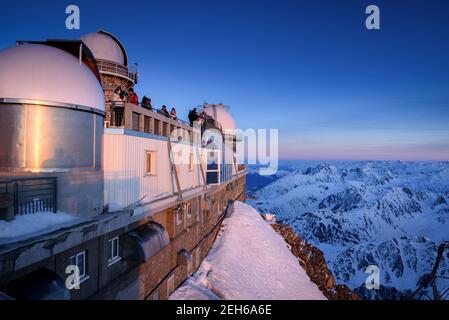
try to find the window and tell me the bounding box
[187,257,193,276]
[144,116,151,133]
[108,236,121,266]
[185,203,192,219]
[69,251,89,285]
[167,274,175,296]
[145,151,156,175]
[163,123,169,137]
[175,206,183,225]
[154,119,161,135]
[132,112,140,131]
[195,247,201,269]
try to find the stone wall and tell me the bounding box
[93,177,246,300]
[0,174,246,300]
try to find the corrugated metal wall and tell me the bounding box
[103,132,201,209]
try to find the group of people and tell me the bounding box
[112,87,139,105]
[188,108,213,129]
[112,87,217,128]
[112,86,177,120]
[159,105,177,120]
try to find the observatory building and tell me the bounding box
[0,43,104,217]
[0,31,246,300]
[81,30,137,124]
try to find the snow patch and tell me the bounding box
[0,211,82,244]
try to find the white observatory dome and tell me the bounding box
[81,31,127,65]
[0,44,105,111]
[204,104,237,132]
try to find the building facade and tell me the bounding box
[0,31,246,300]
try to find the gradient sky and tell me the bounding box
[1,0,448,161]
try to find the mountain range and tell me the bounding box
[247,161,449,299]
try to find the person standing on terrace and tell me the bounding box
[127,88,139,105]
[112,87,125,105]
[170,108,177,120]
[160,105,170,118]
[188,108,198,126]
[141,96,153,111]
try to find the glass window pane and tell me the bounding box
[77,252,85,276]
[113,238,118,257]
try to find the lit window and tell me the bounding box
[146,151,156,175]
[108,236,121,266]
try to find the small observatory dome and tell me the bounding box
[203,103,237,132]
[81,30,128,65]
[0,44,105,110]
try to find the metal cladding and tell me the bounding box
[6,268,70,300]
[0,44,105,110]
[122,222,170,262]
[0,43,105,217]
[80,30,128,66]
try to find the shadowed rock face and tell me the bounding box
[271,223,361,300]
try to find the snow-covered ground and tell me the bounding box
[0,211,83,245]
[170,201,326,300]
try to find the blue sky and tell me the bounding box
[1,0,448,160]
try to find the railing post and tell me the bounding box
[53,178,57,213]
[13,182,18,217]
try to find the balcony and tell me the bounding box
[97,59,138,84]
[0,178,57,221]
[108,103,200,143]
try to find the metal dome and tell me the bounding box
[0,44,105,111]
[81,30,128,65]
[203,103,237,132]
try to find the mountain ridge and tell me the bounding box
[248,161,449,299]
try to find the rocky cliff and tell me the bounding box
[271,223,360,300]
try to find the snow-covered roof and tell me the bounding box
[81,30,128,65]
[0,44,105,111]
[0,211,83,245]
[203,104,237,132]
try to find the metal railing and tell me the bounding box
[109,102,199,142]
[0,178,57,220]
[97,59,138,83]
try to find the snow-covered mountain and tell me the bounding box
[247,161,449,299]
